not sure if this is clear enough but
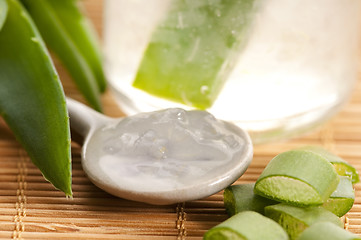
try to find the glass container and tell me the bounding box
[103,0,361,144]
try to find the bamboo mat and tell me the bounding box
[1,0,361,239]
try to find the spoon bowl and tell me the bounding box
[67,98,253,205]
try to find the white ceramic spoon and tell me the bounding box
[67,98,253,205]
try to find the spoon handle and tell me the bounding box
[66,98,111,137]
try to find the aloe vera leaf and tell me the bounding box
[203,211,289,240]
[0,0,7,30]
[299,145,359,184]
[20,0,102,112]
[254,150,339,207]
[0,0,72,196]
[297,222,361,240]
[45,0,106,93]
[265,204,343,240]
[322,176,355,217]
[224,183,278,216]
[133,0,256,109]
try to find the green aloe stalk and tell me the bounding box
[223,183,278,216]
[20,0,103,112]
[297,222,361,240]
[265,204,343,240]
[44,0,106,93]
[254,150,340,207]
[0,0,72,196]
[203,211,289,240]
[322,176,355,217]
[0,0,7,29]
[298,146,360,184]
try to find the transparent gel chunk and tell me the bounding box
[91,108,247,192]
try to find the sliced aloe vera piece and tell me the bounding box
[265,204,343,240]
[0,0,71,195]
[254,150,339,207]
[299,146,359,184]
[224,183,278,216]
[297,222,361,240]
[0,0,7,30]
[323,176,355,217]
[20,0,102,111]
[133,0,256,109]
[333,162,359,184]
[203,211,289,240]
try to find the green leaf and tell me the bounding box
[0,0,8,30]
[0,0,72,196]
[20,0,102,112]
[45,0,106,93]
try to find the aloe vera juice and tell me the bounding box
[104,0,361,143]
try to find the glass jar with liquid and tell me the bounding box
[103,0,361,144]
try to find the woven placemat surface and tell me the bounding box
[1,1,361,239]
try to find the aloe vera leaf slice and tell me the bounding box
[133,0,256,109]
[203,211,289,240]
[332,162,359,184]
[297,222,361,240]
[0,0,71,196]
[45,0,106,93]
[20,0,102,112]
[224,183,278,216]
[298,146,359,184]
[322,176,355,217]
[0,0,7,30]
[265,204,343,240]
[254,150,339,207]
